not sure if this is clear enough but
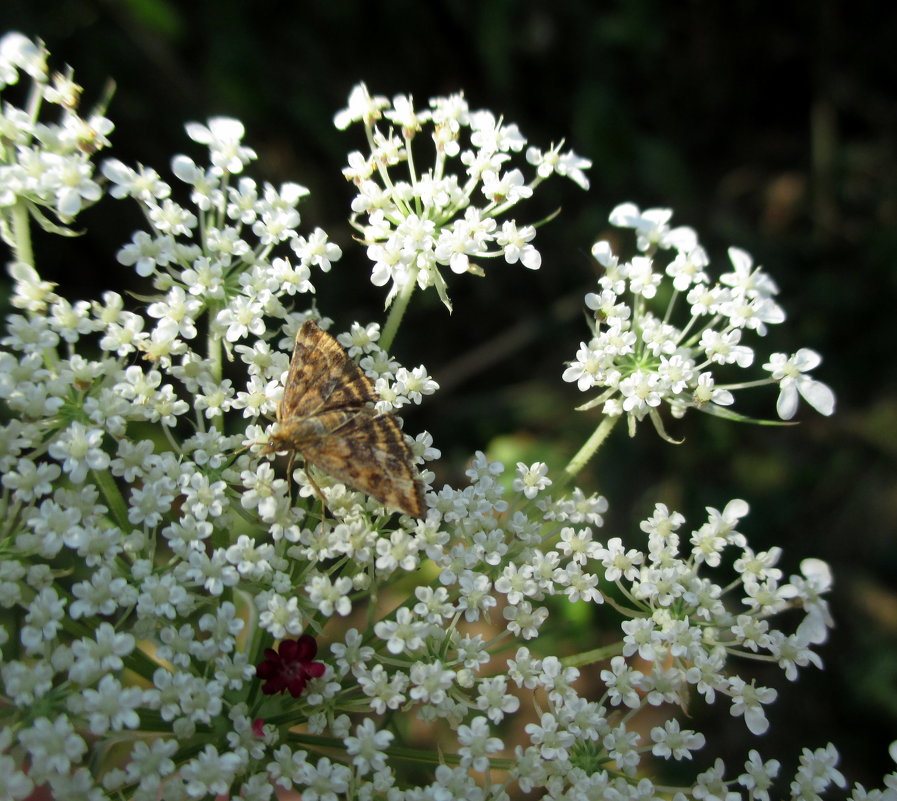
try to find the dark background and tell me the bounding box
[4,0,896,787]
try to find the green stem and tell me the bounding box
[92,468,130,532]
[562,415,619,481]
[126,641,170,681]
[281,732,517,772]
[562,640,624,668]
[379,270,418,352]
[161,422,182,454]
[0,492,19,541]
[206,303,223,383]
[11,201,34,269]
[206,307,224,433]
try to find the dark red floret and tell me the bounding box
[256,634,326,698]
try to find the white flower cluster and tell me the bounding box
[294,463,844,799]
[0,33,111,230]
[564,203,835,438]
[330,321,439,414]
[335,82,591,310]
[2,33,893,801]
[101,115,342,366]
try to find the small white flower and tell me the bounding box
[2,458,61,502]
[456,571,497,622]
[610,202,673,251]
[503,599,550,639]
[50,154,103,219]
[738,749,781,801]
[482,168,532,205]
[9,261,57,312]
[185,117,257,174]
[128,476,177,527]
[148,198,197,236]
[198,601,244,655]
[694,758,740,801]
[563,341,606,391]
[344,719,393,777]
[722,246,780,300]
[394,365,438,404]
[181,548,239,596]
[103,158,170,202]
[21,586,66,650]
[763,348,835,420]
[457,716,504,772]
[496,220,540,269]
[524,712,575,761]
[0,32,47,84]
[147,285,202,340]
[619,369,663,416]
[556,148,592,190]
[666,245,709,290]
[408,660,456,704]
[69,567,133,619]
[292,228,342,272]
[180,745,244,799]
[512,461,552,499]
[780,558,835,645]
[17,715,87,782]
[792,744,847,795]
[626,256,661,298]
[334,83,390,129]
[603,724,642,774]
[306,574,353,617]
[216,296,266,342]
[374,607,428,655]
[47,422,109,484]
[77,674,144,734]
[600,655,644,709]
[727,676,777,735]
[693,371,734,407]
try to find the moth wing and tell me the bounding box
[280,320,377,422]
[300,410,424,518]
[316,356,378,412]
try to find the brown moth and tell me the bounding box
[263,320,425,519]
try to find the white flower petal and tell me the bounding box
[793,347,822,371]
[776,382,799,420]
[799,378,835,416]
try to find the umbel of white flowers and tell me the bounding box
[563,202,834,441]
[3,30,894,801]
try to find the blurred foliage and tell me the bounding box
[3,0,897,784]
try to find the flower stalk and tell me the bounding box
[379,266,418,351]
[562,414,619,481]
[11,201,34,269]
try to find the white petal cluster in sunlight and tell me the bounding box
[335,82,590,310]
[564,203,835,438]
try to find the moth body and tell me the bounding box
[263,320,425,519]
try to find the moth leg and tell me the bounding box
[286,452,329,520]
[285,451,296,503]
[303,467,330,521]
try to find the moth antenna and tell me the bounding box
[222,442,251,470]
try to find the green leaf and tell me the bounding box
[28,204,82,238]
[432,269,453,313]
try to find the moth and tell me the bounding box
[263,319,425,519]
